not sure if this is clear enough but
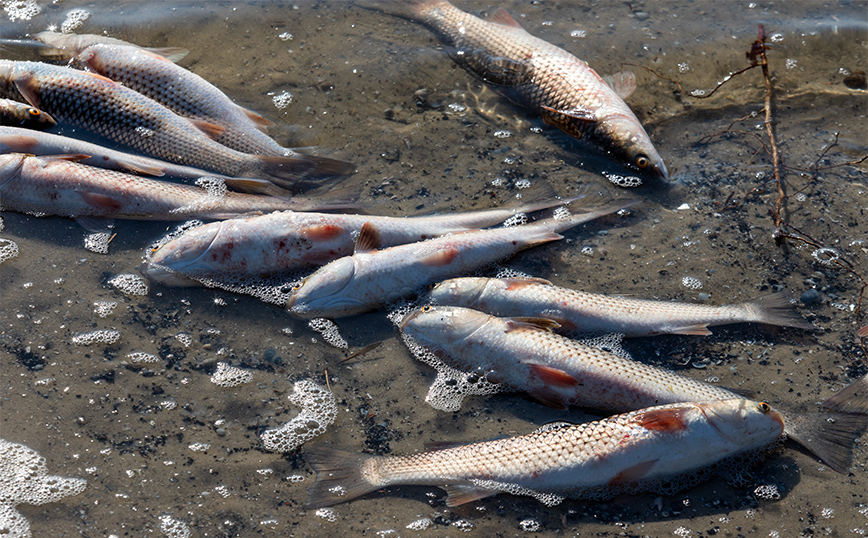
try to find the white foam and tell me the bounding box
[127,352,160,364]
[72,329,121,347]
[260,380,337,453]
[108,273,149,296]
[307,318,348,349]
[0,239,18,264]
[93,301,118,318]
[158,514,191,538]
[84,232,111,254]
[60,8,90,34]
[1,0,41,21]
[210,362,253,388]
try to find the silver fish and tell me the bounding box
[0,153,344,221]
[0,98,55,129]
[306,399,784,507]
[32,31,189,62]
[72,43,352,178]
[0,60,339,185]
[286,198,640,318]
[141,196,580,286]
[399,305,868,472]
[369,0,668,179]
[428,276,812,336]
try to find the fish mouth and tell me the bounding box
[649,160,669,181]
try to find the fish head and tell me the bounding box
[142,222,223,282]
[400,305,491,347]
[286,257,365,318]
[600,114,669,181]
[427,278,488,308]
[0,153,26,187]
[700,399,785,448]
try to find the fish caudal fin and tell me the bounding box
[822,374,868,415]
[739,291,813,330]
[783,410,868,472]
[258,154,355,187]
[305,446,380,508]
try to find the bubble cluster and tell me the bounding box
[93,301,118,318]
[603,172,642,188]
[0,438,87,538]
[682,276,703,290]
[174,332,193,348]
[127,352,160,364]
[502,213,528,227]
[315,508,337,522]
[519,518,541,531]
[271,91,293,109]
[2,0,40,21]
[194,177,228,199]
[187,443,210,453]
[60,8,90,33]
[493,130,512,139]
[406,518,433,530]
[108,273,150,296]
[159,514,191,538]
[308,318,348,349]
[0,238,19,264]
[210,362,254,387]
[753,483,781,500]
[72,329,121,347]
[260,379,338,452]
[452,519,473,532]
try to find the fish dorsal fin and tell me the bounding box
[190,119,227,139]
[144,46,190,63]
[443,484,499,506]
[0,133,39,152]
[502,277,553,290]
[489,7,524,29]
[505,317,561,331]
[526,363,579,387]
[602,71,637,100]
[354,222,381,253]
[304,223,345,241]
[533,421,575,434]
[77,191,123,211]
[633,406,692,432]
[607,460,658,487]
[237,105,275,131]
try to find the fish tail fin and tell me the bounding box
[305,446,380,508]
[783,409,868,472]
[257,154,355,188]
[739,291,813,330]
[822,374,868,414]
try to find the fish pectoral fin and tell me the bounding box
[527,387,568,409]
[42,153,92,164]
[75,216,115,233]
[77,191,124,211]
[506,317,561,332]
[526,363,579,387]
[607,460,658,487]
[502,276,553,289]
[144,46,190,63]
[353,222,381,253]
[667,324,713,336]
[237,105,276,131]
[541,104,598,123]
[602,71,638,100]
[112,157,166,176]
[418,247,460,267]
[443,483,499,506]
[633,407,692,432]
[0,133,40,152]
[190,119,227,140]
[304,223,345,242]
[13,73,43,109]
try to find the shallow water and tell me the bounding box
[1,0,867,536]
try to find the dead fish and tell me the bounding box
[427,276,812,336]
[306,399,784,507]
[286,198,640,318]
[0,98,55,129]
[31,31,189,62]
[0,60,345,187]
[0,153,348,221]
[366,0,668,180]
[141,195,581,286]
[399,305,868,472]
[72,42,352,179]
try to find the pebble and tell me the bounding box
[800,289,822,305]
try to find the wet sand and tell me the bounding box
[1,0,867,536]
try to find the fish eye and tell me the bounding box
[757,402,771,413]
[421,305,433,313]
[291,283,302,291]
[635,155,650,169]
[27,108,40,117]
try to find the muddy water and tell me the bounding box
[1,0,867,536]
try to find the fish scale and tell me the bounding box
[0,60,319,182]
[380,0,668,179]
[306,399,785,507]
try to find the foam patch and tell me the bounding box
[261,380,337,453]
[210,362,254,388]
